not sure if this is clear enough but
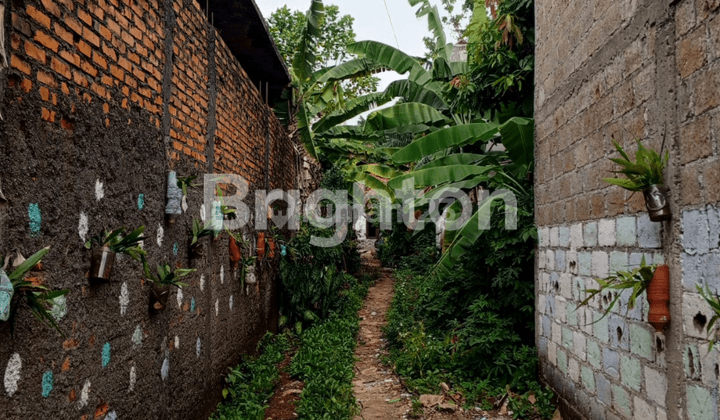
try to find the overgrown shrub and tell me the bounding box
[290,273,369,419]
[213,332,291,420]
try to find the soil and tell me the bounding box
[265,350,304,420]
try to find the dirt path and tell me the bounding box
[353,245,508,420]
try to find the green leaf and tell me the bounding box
[431,192,512,276]
[364,103,448,134]
[313,92,389,134]
[388,165,493,189]
[347,41,430,85]
[291,0,325,83]
[316,57,388,84]
[9,247,49,283]
[392,123,499,164]
[383,79,448,109]
[417,153,485,170]
[408,0,452,60]
[296,99,318,159]
[499,117,534,167]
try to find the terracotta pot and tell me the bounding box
[150,283,170,311]
[647,264,670,332]
[89,246,115,281]
[229,236,242,270]
[257,232,266,259]
[643,185,672,222]
[268,238,276,258]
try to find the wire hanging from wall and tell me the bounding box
[382,0,400,49]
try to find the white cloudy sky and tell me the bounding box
[254,0,455,91]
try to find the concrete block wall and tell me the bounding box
[536,0,720,419]
[0,0,314,418]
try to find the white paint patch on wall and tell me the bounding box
[119,283,129,316]
[215,299,219,316]
[4,353,21,397]
[128,365,136,392]
[176,288,183,308]
[220,266,224,284]
[78,213,89,242]
[200,274,205,292]
[161,357,169,380]
[174,335,180,349]
[182,195,188,213]
[229,295,233,310]
[106,410,118,420]
[79,379,91,408]
[200,205,206,222]
[156,224,164,247]
[196,337,201,357]
[95,180,104,201]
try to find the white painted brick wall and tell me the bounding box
[599,219,617,246]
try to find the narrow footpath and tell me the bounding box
[352,243,507,420]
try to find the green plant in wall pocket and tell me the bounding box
[142,258,195,311]
[603,139,671,222]
[1,247,69,335]
[85,226,146,282]
[577,257,671,332]
[696,284,720,351]
[188,218,214,262]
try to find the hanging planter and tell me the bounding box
[0,268,14,322]
[257,232,266,259]
[150,283,170,310]
[267,238,276,258]
[89,246,116,281]
[229,235,242,270]
[603,139,672,222]
[643,185,672,222]
[85,227,145,282]
[188,219,212,264]
[165,171,183,224]
[647,264,670,332]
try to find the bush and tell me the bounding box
[212,332,291,420]
[290,274,369,419]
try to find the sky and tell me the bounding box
[254,0,454,91]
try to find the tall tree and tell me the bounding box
[268,4,379,100]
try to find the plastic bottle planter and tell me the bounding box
[229,235,241,270]
[647,264,671,332]
[257,232,266,260]
[267,238,276,258]
[150,283,170,311]
[165,171,183,224]
[89,246,116,281]
[0,268,14,322]
[246,265,257,284]
[643,185,672,222]
[189,239,205,263]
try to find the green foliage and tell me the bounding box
[463,0,535,116]
[141,259,195,288]
[84,226,146,261]
[268,4,379,99]
[212,332,292,420]
[696,284,720,352]
[6,247,69,335]
[508,382,556,419]
[577,256,656,321]
[190,218,214,246]
[290,276,368,419]
[603,139,669,191]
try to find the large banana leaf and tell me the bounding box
[296,99,317,159]
[365,103,448,134]
[409,0,453,60]
[345,170,395,201]
[347,41,431,85]
[313,92,389,134]
[317,58,389,84]
[291,0,324,83]
[316,125,383,141]
[499,117,534,168]
[392,123,499,164]
[432,191,512,275]
[383,79,448,109]
[417,153,485,169]
[355,164,404,179]
[387,164,493,189]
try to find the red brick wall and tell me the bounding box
[0,0,310,418]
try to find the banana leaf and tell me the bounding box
[392,123,499,164]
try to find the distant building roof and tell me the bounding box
[206,0,290,104]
